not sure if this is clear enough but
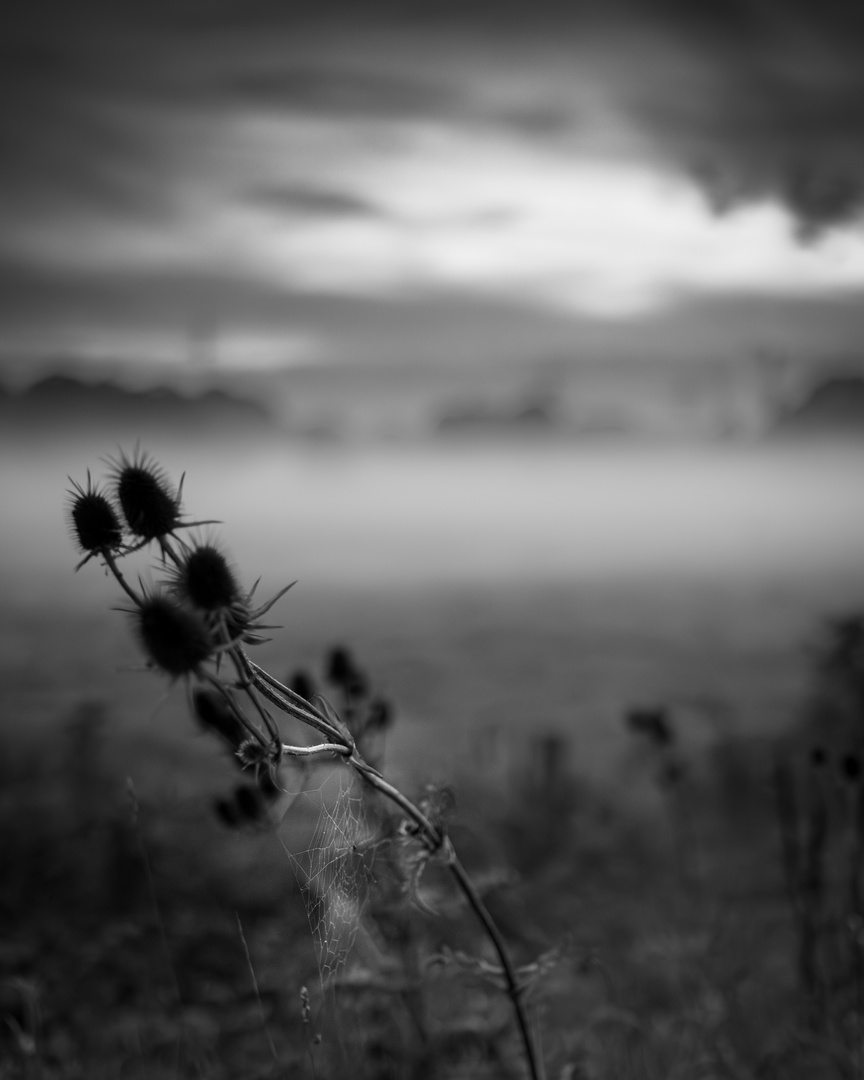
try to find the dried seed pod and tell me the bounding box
[290,668,317,703]
[109,449,183,543]
[367,697,394,733]
[132,591,214,676]
[173,543,241,611]
[842,753,862,784]
[625,706,674,748]
[67,473,123,567]
[327,645,359,688]
[234,783,266,822]
[192,687,247,752]
[237,737,271,770]
[214,796,240,828]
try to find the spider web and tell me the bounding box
[280,767,377,992]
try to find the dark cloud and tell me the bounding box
[612,0,864,235]
[4,0,864,374]
[246,185,383,219]
[0,6,193,232]
[8,0,864,238]
[221,64,459,119]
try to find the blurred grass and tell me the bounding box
[2,621,862,1079]
[3,564,864,1077]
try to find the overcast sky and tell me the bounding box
[4,0,864,376]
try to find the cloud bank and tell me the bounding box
[4,0,864,368]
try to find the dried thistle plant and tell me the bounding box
[67,448,545,1080]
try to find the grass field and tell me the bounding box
[3,434,864,1077]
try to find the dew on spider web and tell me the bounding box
[279,766,378,993]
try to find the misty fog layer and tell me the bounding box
[2,433,861,785]
[6,437,864,597]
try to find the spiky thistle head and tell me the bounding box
[67,472,124,569]
[131,588,214,677]
[108,449,183,545]
[168,540,291,648]
[172,541,242,612]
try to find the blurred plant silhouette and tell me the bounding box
[772,612,864,1045]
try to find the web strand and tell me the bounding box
[279,768,376,993]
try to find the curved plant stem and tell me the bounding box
[355,761,544,1080]
[252,668,544,1080]
[199,669,269,749]
[101,549,143,606]
[447,855,543,1080]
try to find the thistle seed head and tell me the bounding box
[214,796,240,828]
[133,591,213,676]
[192,687,246,751]
[236,738,275,770]
[327,645,358,688]
[368,696,394,732]
[110,449,182,542]
[842,753,862,784]
[67,474,123,563]
[174,543,241,611]
[234,783,266,823]
[290,668,317,703]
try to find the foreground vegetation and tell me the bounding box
[2,450,862,1078]
[3,657,863,1079]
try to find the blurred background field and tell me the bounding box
[3,414,864,1078]
[4,425,863,788]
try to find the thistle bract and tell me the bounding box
[133,592,213,676]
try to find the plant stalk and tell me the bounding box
[326,741,543,1077]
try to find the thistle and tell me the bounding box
[172,542,241,612]
[109,449,183,542]
[67,472,123,570]
[131,589,215,677]
[107,448,214,559]
[169,541,291,647]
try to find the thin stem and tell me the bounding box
[244,658,343,742]
[244,657,333,723]
[199,669,269,749]
[350,757,543,1080]
[227,647,280,744]
[101,548,142,606]
[351,759,442,842]
[448,856,543,1080]
[236,912,281,1070]
[160,535,183,568]
[281,742,351,758]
